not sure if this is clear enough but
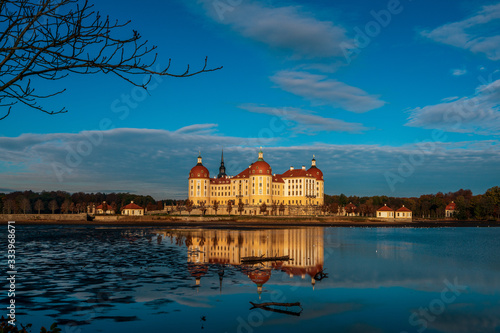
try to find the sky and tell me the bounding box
[0,0,499,199]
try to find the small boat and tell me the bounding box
[241,255,291,263]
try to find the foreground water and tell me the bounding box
[3,225,500,333]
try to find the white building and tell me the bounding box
[377,204,394,218]
[121,201,144,216]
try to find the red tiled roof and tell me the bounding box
[233,168,250,179]
[345,203,357,210]
[396,206,412,212]
[96,203,109,210]
[377,205,394,212]
[273,174,285,183]
[189,165,209,178]
[249,161,272,175]
[280,169,315,178]
[445,202,456,210]
[308,166,324,181]
[122,202,144,210]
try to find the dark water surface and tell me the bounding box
[3,225,500,333]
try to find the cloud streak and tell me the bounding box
[270,70,385,112]
[406,79,500,135]
[421,3,500,60]
[239,104,368,134]
[1,127,499,198]
[197,0,353,59]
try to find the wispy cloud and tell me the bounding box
[452,68,467,76]
[270,70,385,112]
[421,3,500,60]
[1,128,499,198]
[239,104,368,134]
[195,0,353,59]
[406,79,500,135]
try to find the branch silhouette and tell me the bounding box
[0,0,222,119]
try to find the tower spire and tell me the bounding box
[217,148,227,178]
[257,147,264,161]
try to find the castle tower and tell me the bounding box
[217,149,227,178]
[248,148,273,209]
[307,154,324,205]
[188,152,210,205]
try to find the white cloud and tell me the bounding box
[239,104,368,134]
[1,127,499,198]
[406,79,500,135]
[452,68,467,76]
[421,3,500,60]
[195,0,354,59]
[270,70,385,112]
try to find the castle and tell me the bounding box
[188,148,324,214]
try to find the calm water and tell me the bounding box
[3,225,500,333]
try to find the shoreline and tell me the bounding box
[1,216,499,228]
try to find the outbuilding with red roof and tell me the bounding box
[121,201,144,216]
[376,204,394,218]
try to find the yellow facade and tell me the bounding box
[159,228,324,290]
[188,149,324,214]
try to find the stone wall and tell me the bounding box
[0,213,87,221]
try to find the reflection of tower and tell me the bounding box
[218,265,225,294]
[247,269,271,300]
[188,262,208,286]
[162,227,325,292]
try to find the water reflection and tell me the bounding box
[159,228,324,295]
[2,226,499,333]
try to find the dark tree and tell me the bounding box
[185,200,193,216]
[199,201,207,216]
[226,200,233,216]
[320,204,328,215]
[176,202,183,215]
[213,200,219,216]
[20,196,31,214]
[279,202,285,216]
[34,199,44,214]
[0,0,222,119]
[271,201,277,216]
[329,202,339,215]
[49,199,58,214]
[238,199,244,216]
[260,202,267,215]
[61,199,71,213]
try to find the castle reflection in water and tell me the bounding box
[157,228,324,295]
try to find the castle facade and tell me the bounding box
[188,148,324,212]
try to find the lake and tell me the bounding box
[4,225,500,333]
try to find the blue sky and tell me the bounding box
[1,0,499,199]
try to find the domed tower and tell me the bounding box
[188,152,210,205]
[248,148,273,209]
[247,269,271,300]
[307,155,324,205]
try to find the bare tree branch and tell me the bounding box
[0,0,222,119]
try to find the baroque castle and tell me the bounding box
[188,148,324,213]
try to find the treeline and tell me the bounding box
[0,190,183,214]
[325,187,500,220]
